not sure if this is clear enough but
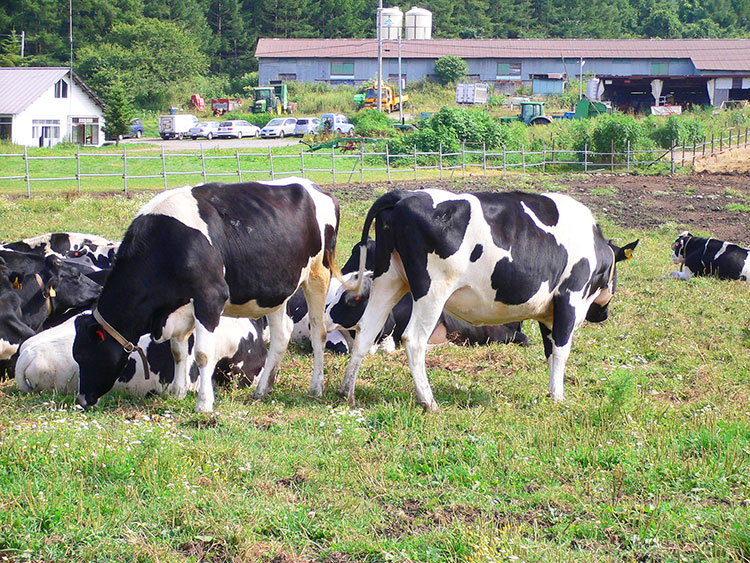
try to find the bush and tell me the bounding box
[434,56,468,84]
[590,113,645,155]
[349,110,392,137]
[647,114,706,148]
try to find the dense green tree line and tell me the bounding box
[1,0,749,107]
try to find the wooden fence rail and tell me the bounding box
[0,127,747,196]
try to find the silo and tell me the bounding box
[405,7,432,40]
[378,7,404,40]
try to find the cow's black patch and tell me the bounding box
[470,244,483,262]
[560,259,590,293]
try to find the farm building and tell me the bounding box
[255,38,750,110]
[0,67,106,148]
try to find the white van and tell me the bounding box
[158,114,200,140]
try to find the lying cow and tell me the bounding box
[339,189,637,410]
[73,178,339,412]
[2,232,119,275]
[16,314,266,395]
[0,257,36,360]
[670,231,750,281]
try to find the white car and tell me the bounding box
[188,121,220,140]
[216,120,261,139]
[293,117,321,137]
[261,117,298,138]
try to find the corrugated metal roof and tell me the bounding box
[0,67,105,115]
[255,38,750,71]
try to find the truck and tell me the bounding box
[158,114,200,140]
[363,82,409,113]
[456,83,489,105]
[253,84,292,114]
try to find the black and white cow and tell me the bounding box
[16,315,266,395]
[339,189,637,410]
[670,231,750,281]
[73,178,339,412]
[2,232,120,275]
[0,257,36,360]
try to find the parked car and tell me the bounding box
[159,114,200,140]
[188,121,221,140]
[216,120,261,139]
[320,113,355,135]
[260,117,298,138]
[293,117,321,137]
[117,118,144,140]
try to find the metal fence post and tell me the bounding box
[702,135,706,157]
[360,142,365,184]
[483,142,487,177]
[300,147,305,179]
[236,150,242,183]
[200,144,207,184]
[610,139,614,171]
[626,140,631,173]
[552,139,556,165]
[24,146,30,198]
[331,145,336,186]
[461,141,466,180]
[414,145,418,181]
[542,143,546,173]
[76,145,81,194]
[584,143,588,173]
[386,143,392,183]
[268,146,275,180]
[711,133,715,155]
[123,145,128,194]
[438,143,443,180]
[670,143,675,174]
[503,145,506,179]
[682,141,686,167]
[161,146,168,190]
[522,144,526,174]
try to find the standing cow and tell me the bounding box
[339,189,637,410]
[73,178,339,412]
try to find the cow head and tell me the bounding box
[671,231,692,265]
[43,255,103,313]
[73,313,130,408]
[326,271,373,331]
[586,239,638,323]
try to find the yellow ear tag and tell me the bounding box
[12,277,22,290]
[48,287,56,298]
[624,248,634,260]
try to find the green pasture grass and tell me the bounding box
[0,188,749,561]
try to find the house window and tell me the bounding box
[651,62,669,75]
[496,62,521,80]
[32,119,61,147]
[331,61,354,78]
[0,115,11,140]
[54,79,68,98]
[72,117,99,145]
[279,58,296,63]
[278,73,297,82]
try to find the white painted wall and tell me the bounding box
[12,77,105,148]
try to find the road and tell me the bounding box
[119,136,303,151]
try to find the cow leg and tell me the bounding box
[302,268,331,398]
[541,294,580,402]
[401,296,446,412]
[339,273,407,404]
[193,321,218,412]
[169,337,191,400]
[253,307,293,400]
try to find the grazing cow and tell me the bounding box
[670,231,750,281]
[73,177,339,412]
[16,315,266,395]
[339,189,637,410]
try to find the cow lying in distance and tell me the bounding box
[73,178,339,412]
[340,189,637,410]
[2,232,117,258]
[670,231,750,281]
[16,315,266,396]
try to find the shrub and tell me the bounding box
[590,113,645,155]
[349,110,392,137]
[434,56,468,84]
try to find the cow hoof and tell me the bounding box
[253,388,271,401]
[547,392,565,403]
[171,387,188,400]
[421,400,439,412]
[307,386,324,399]
[195,400,214,413]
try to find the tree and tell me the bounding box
[0,30,23,66]
[103,80,135,145]
[434,55,468,84]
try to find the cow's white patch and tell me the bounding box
[0,338,19,361]
[713,242,729,261]
[137,186,213,245]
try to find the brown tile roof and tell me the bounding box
[255,38,750,71]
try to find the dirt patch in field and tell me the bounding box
[331,165,750,246]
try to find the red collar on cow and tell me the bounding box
[92,308,150,379]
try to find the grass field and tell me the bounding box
[0,182,749,562]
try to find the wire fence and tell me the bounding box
[0,127,748,196]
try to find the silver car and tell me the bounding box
[188,121,220,140]
[293,117,321,137]
[216,120,261,139]
[261,117,298,138]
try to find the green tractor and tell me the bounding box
[500,101,554,125]
[253,84,289,114]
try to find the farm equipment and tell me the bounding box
[253,84,294,114]
[501,100,609,125]
[301,137,377,152]
[363,82,408,113]
[211,98,242,116]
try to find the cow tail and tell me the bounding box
[352,191,407,296]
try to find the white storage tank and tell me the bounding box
[378,7,404,40]
[405,6,432,40]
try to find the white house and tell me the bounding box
[0,67,106,148]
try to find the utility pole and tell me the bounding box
[20,30,24,58]
[377,0,383,112]
[398,27,403,123]
[579,57,585,101]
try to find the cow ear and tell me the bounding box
[614,239,639,262]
